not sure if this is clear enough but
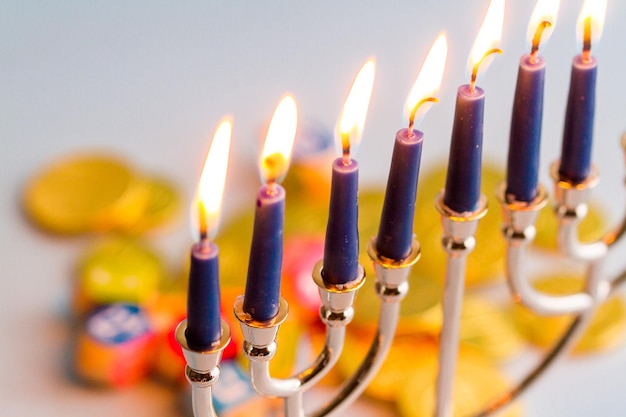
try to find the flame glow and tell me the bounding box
[527,0,560,47]
[337,59,376,155]
[404,34,448,125]
[260,95,298,184]
[576,0,607,50]
[467,0,505,80]
[193,118,232,240]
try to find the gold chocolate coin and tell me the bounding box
[75,237,164,313]
[460,296,524,361]
[533,202,606,251]
[397,348,522,417]
[23,153,148,234]
[411,162,506,287]
[128,175,181,233]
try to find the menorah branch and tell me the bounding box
[434,193,487,417]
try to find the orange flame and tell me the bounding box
[337,59,376,158]
[260,96,298,184]
[405,34,447,127]
[527,0,560,49]
[467,0,505,81]
[576,0,607,54]
[193,118,232,241]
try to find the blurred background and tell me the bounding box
[2,1,626,416]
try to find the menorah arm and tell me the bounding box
[553,144,626,261]
[499,184,599,315]
[307,238,419,417]
[471,261,626,417]
[434,194,487,417]
[247,319,347,398]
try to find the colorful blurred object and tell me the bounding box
[73,303,156,387]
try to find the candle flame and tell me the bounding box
[193,118,232,241]
[260,95,298,184]
[337,59,376,159]
[405,34,447,129]
[527,0,560,56]
[576,0,607,55]
[467,0,505,83]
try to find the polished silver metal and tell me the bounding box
[473,149,626,417]
[234,265,366,417]
[176,320,231,417]
[434,192,488,417]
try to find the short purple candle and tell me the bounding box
[506,54,546,202]
[559,55,597,183]
[185,243,221,350]
[323,158,359,285]
[443,85,485,213]
[376,129,423,260]
[243,185,285,321]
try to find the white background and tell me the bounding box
[2,1,626,416]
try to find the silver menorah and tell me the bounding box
[174,133,626,417]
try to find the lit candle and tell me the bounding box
[185,119,232,351]
[443,0,504,213]
[558,0,606,183]
[506,0,559,202]
[376,35,447,260]
[243,96,298,321]
[322,60,375,285]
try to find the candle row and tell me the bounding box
[184,0,607,349]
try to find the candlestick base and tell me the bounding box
[176,319,231,417]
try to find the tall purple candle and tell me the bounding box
[185,119,232,350]
[186,243,221,350]
[506,54,546,202]
[559,2,606,183]
[443,85,485,213]
[376,129,423,260]
[323,158,359,284]
[242,96,297,322]
[559,55,597,183]
[243,185,285,321]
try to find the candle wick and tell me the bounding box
[266,179,278,196]
[199,234,211,250]
[197,200,210,244]
[341,132,351,165]
[407,97,439,136]
[470,48,503,92]
[582,16,592,63]
[530,21,552,64]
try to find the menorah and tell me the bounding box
[171,0,626,415]
[174,134,626,417]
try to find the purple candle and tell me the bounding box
[243,96,297,321]
[243,185,286,321]
[559,55,598,183]
[323,158,359,284]
[506,54,546,202]
[443,0,503,213]
[322,60,375,285]
[558,1,606,183]
[186,243,221,350]
[376,129,423,260]
[444,86,485,213]
[185,119,232,350]
[376,35,447,260]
